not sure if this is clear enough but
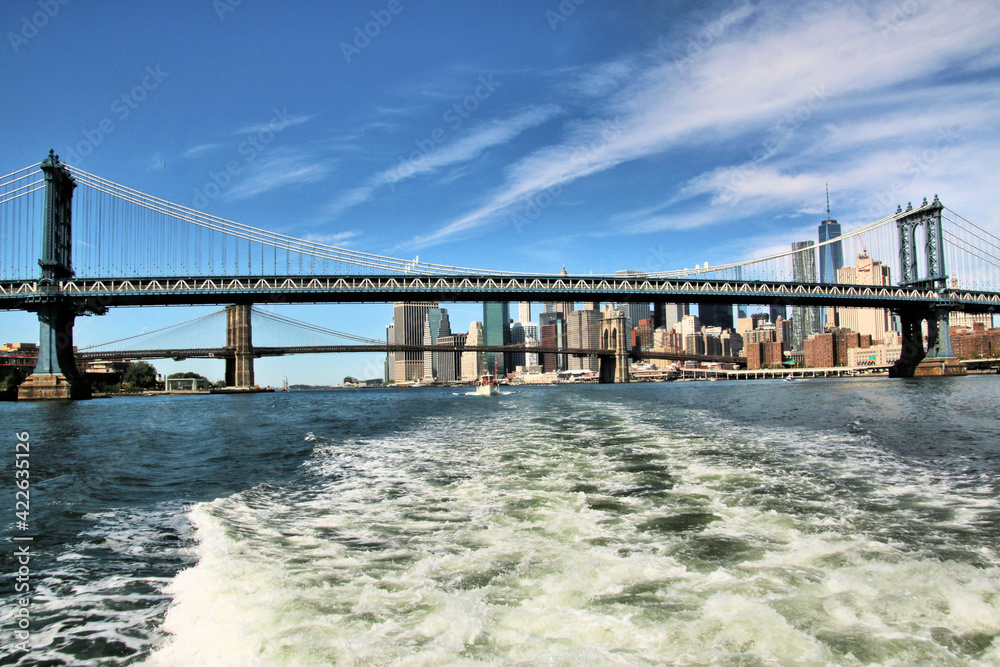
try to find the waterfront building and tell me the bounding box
[950,325,1000,358]
[803,328,870,367]
[461,322,484,381]
[746,341,784,370]
[568,309,601,373]
[804,333,835,368]
[393,301,438,382]
[848,342,902,367]
[791,240,822,350]
[483,302,511,375]
[836,250,893,341]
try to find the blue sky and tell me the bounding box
[2,0,999,384]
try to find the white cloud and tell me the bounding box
[325,104,562,216]
[183,143,224,159]
[228,148,334,199]
[301,231,359,247]
[407,0,1000,249]
[232,112,314,136]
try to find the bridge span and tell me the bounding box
[3,153,999,398]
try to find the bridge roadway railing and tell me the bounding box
[75,343,742,366]
[2,274,999,311]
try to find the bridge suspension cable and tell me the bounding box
[0,164,44,281]
[78,309,229,353]
[251,307,385,344]
[3,159,999,293]
[68,166,534,277]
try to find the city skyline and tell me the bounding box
[2,1,999,384]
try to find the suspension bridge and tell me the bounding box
[2,152,999,398]
[72,306,739,366]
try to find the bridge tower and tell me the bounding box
[599,310,629,383]
[225,304,255,388]
[18,152,91,400]
[890,196,965,377]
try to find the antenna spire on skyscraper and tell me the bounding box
[826,183,831,219]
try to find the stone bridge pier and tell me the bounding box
[599,311,629,383]
[225,303,255,388]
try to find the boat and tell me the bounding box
[475,359,500,396]
[475,372,499,396]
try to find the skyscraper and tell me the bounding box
[422,307,450,380]
[510,321,526,370]
[517,302,532,323]
[482,301,511,375]
[568,309,601,373]
[462,322,484,381]
[393,301,437,382]
[656,302,688,332]
[836,250,893,341]
[791,241,822,350]
[818,190,844,285]
[538,310,566,371]
[698,303,733,330]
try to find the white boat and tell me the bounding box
[475,374,499,396]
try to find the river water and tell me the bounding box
[2,376,1000,665]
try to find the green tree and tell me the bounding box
[168,371,207,380]
[123,361,159,390]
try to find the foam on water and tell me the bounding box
[143,392,1000,665]
[1,502,195,666]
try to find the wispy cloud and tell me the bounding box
[228,147,334,199]
[233,113,315,136]
[406,0,1000,249]
[301,231,359,247]
[325,104,562,216]
[183,143,224,159]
